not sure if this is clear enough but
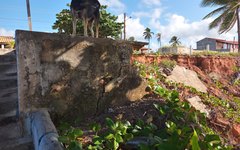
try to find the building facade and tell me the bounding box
[0,36,14,49]
[197,38,238,52]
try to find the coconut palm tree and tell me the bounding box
[169,36,181,47]
[143,27,154,53]
[156,33,162,48]
[201,0,240,52]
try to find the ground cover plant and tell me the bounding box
[192,51,240,57]
[57,60,236,150]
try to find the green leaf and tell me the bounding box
[115,133,123,143]
[68,141,82,150]
[105,133,115,140]
[204,134,221,143]
[58,136,69,143]
[73,129,83,137]
[113,139,119,150]
[165,121,177,133]
[91,123,101,133]
[191,130,201,150]
[124,133,134,141]
[106,118,115,128]
[92,136,103,145]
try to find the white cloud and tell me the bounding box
[118,14,146,41]
[150,14,237,49]
[141,0,161,7]
[99,0,125,13]
[132,8,162,20]
[131,12,150,18]
[149,8,162,29]
[0,28,14,37]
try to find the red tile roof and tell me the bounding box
[0,36,14,43]
[207,38,238,45]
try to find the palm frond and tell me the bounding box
[203,6,226,19]
[208,12,226,29]
[201,0,230,7]
[219,10,237,33]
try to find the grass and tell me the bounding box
[193,50,240,57]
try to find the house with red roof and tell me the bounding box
[196,38,238,53]
[0,36,14,49]
[129,41,149,54]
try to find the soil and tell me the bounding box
[84,96,164,127]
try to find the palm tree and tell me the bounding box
[143,27,154,53]
[169,36,181,47]
[201,0,240,52]
[156,33,162,48]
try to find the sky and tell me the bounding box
[0,0,238,50]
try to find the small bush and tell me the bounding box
[159,59,177,70]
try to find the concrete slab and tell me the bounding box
[187,96,210,117]
[167,65,207,93]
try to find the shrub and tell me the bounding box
[159,59,177,70]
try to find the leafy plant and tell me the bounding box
[58,125,83,150]
[159,59,177,70]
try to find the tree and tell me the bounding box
[128,36,135,41]
[169,36,181,47]
[143,27,154,52]
[52,5,123,38]
[156,33,161,48]
[201,0,240,52]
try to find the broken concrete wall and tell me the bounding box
[16,30,147,120]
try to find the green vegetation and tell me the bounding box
[8,41,15,49]
[135,60,240,123]
[193,51,240,57]
[58,61,233,150]
[53,5,123,39]
[159,59,177,70]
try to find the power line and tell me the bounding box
[0,17,53,24]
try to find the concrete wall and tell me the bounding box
[159,46,190,55]
[16,30,147,121]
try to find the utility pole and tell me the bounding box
[190,45,192,55]
[26,0,32,31]
[123,13,126,40]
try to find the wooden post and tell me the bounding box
[26,0,32,31]
[237,6,240,53]
[124,13,126,40]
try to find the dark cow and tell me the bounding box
[70,0,100,37]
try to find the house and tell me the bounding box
[0,36,14,49]
[196,38,238,52]
[129,41,149,54]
